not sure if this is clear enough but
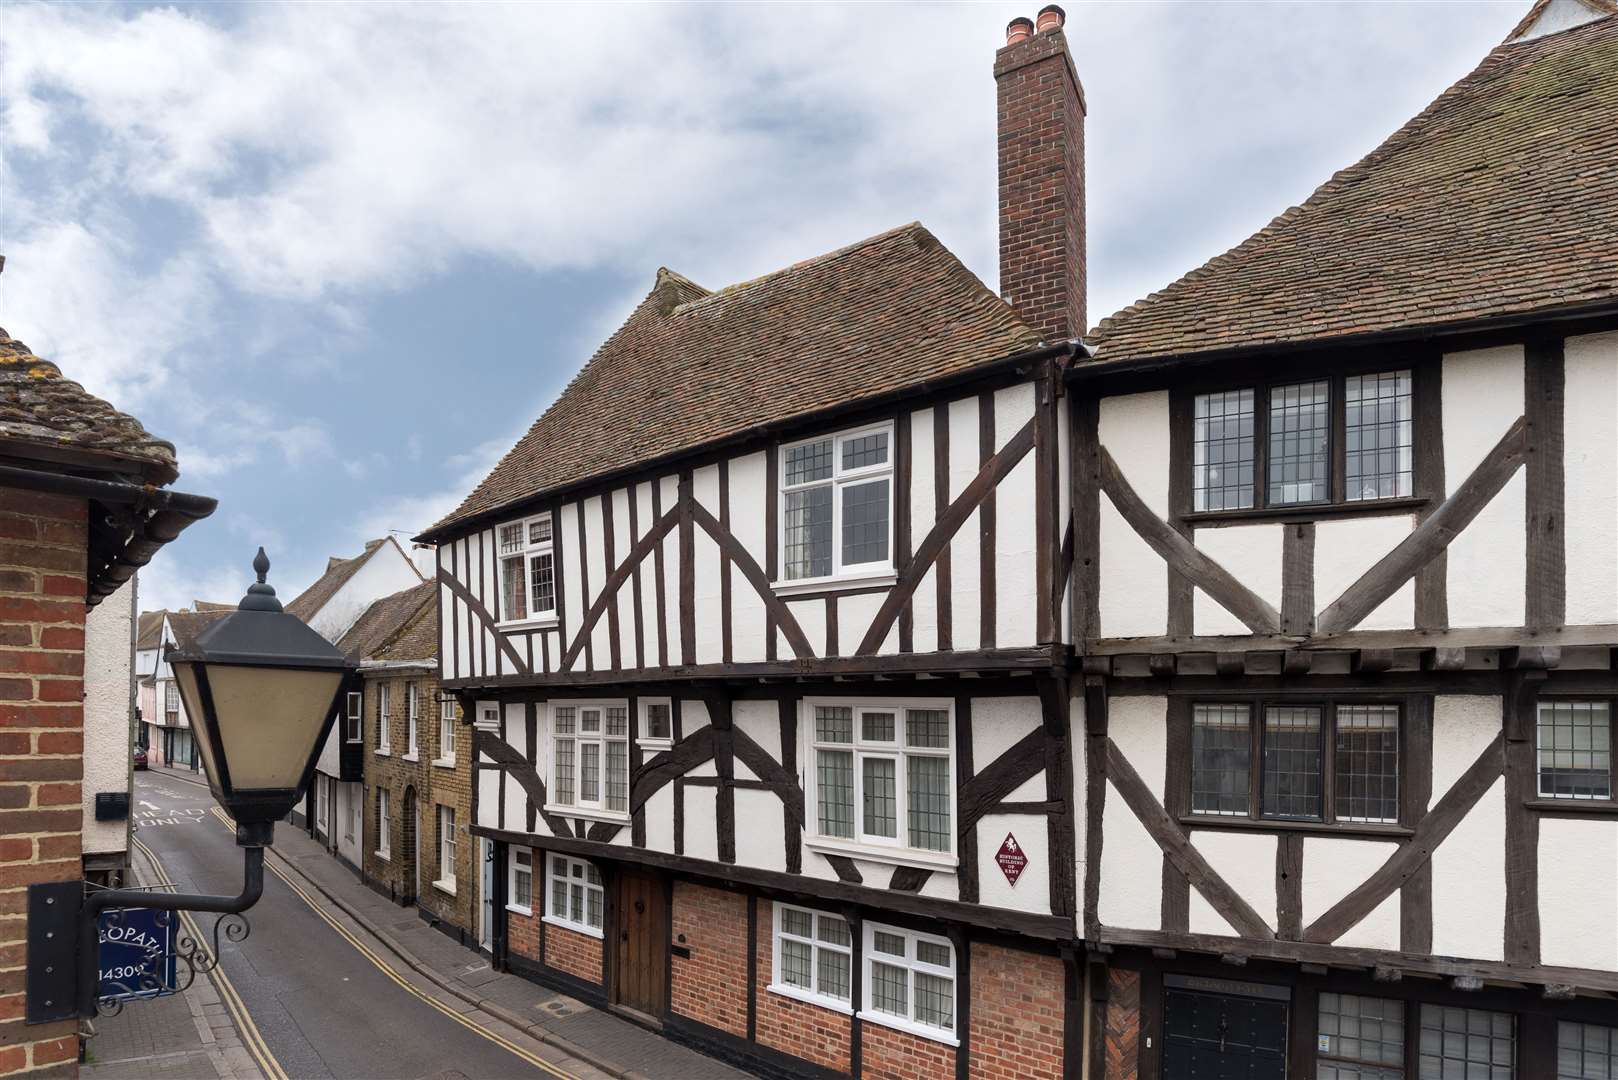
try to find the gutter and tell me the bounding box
[416,338,1084,544]
[0,464,217,607]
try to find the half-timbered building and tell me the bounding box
[419,3,1618,1077]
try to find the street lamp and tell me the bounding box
[26,549,357,1023]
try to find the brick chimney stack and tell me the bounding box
[995,4,1086,343]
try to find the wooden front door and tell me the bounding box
[611,869,667,1020]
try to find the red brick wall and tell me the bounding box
[994,21,1086,342]
[0,492,88,1075]
[752,903,851,1073]
[968,942,1065,1080]
[1103,967,1141,1080]
[668,882,747,1038]
[508,905,541,963]
[860,1019,956,1080]
[544,922,602,986]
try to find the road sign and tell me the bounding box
[98,907,176,1003]
[995,832,1028,886]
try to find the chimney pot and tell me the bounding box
[1036,5,1065,33]
[1006,17,1034,46]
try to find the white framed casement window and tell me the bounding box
[405,682,420,759]
[345,691,362,743]
[435,805,456,894]
[376,682,392,755]
[436,695,457,767]
[777,422,895,591]
[548,701,630,820]
[507,848,533,915]
[544,854,603,937]
[640,698,673,750]
[165,680,179,720]
[769,903,852,1013]
[860,922,957,1044]
[804,699,955,868]
[376,789,390,859]
[497,514,558,627]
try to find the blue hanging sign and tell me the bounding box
[97,907,177,1003]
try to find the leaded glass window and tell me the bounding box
[780,425,893,581]
[1335,705,1400,823]
[862,922,955,1037]
[546,854,603,935]
[1192,704,1251,816]
[1418,1005,1513,1079]
[771,904,851,1009]
[1263,706,1324,819]
[1268,380,1331,505]
[1559,1021,1618,1080]
[1538,700,1613,800]
[1194,389,1256,511]
[498,513,555,622]
[1346,370,1413,501]
[550,702,629,815]
[810,702,952,855]
[1318,993,1405,1080]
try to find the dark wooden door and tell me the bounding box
[612,870,667,1019]
[1163,988,1288,1079]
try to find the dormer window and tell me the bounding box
[498,513,556,624]
[779,423,894,584]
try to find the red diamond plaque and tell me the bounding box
[995,832,1028,886]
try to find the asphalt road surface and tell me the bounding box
[131,771,571,1080]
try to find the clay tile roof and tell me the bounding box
[165,609,231,652]
[0,328,179,484]
[284,538,396,622]
[1086,13,1618,366]
[426,222,1042,537]
[136,610,169,651]
[335,581,436,663]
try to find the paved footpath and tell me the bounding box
[149,765,749,1080]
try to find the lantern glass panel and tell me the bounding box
[181,662,343,791]
[171,661,223,790]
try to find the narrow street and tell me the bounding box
[127,771,588,1080]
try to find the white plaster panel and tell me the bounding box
[909,407,939,654]
[582,495,607,661]
[798,850,838,884]
[970,696,1042,769]
[692,520,723,666]
[730,452,770,663]
[645,785,674,853]
[1314,514,1417,631]
[660,474,681,664]
[439,577,454,679]
[910,566,939,655]
[1100,782,1162,930]
[1433,695,1502,795]
[84,579,133,855]
[1301,837,1401,951]
[1431,777,1504,961]
[1538,817,1618,970]
[612,487,638,670]
[733,700,781,762]
[1448,472,1525,628]
[1108,696,1168,800]
[1002,773,1045,804]
[949,395,982,651]
[838,591,885,658]
[1189,831,1276,936]
[454,540,472,680]
[1443,346,1526,628]
[996,454,1038,648]
[1563,332,1618,625]
[917,871,960,903]
[1100,500,1168,638]
[560,502,584,663]
[788,598,826,659]
[635,482,661,667]
[734,790,786,872]
[680,698,711,735]
[477,767,500,830]
[504,766,531,833]
[684,785,719,863]
[1098,391,1170,516]
[978,812,1049,914]
[1192,523,1284,636]
[693,463,721,514]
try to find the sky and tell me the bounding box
[0,1,1527,612]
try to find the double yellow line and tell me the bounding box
[130,834,289,1080]
[207,807,575,1080]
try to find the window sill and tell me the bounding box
[402,753,419,763]
[805,837,957,871]
[1181,496,1428,528]
[497,615,559,632]
[375,749,391,758]
[1525,798,1618,816]
[545,804,630,826]
[432,757,457,770]
[639,739,673,753]
[432,878,456,897]
[772,570,897,599]
[542,914,603,940]
[505,904,533,917]
[856,1009,958,1048]
[767,983,852,1015]
[376,851,390,862]
[1179,815,1412,839]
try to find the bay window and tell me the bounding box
[498,513,556,624]
[550,702,629,817]
[861,922,956,1042]
[779,423,894,584]
[809,700,953,861]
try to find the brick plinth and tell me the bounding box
[0,492,88,1076]
[860,1019,956,1080]
[508,904,541,963]
[969,942,1065,1080]
[669,882,747,1038]
[752,902,851,1073]
[545,921,603,985]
